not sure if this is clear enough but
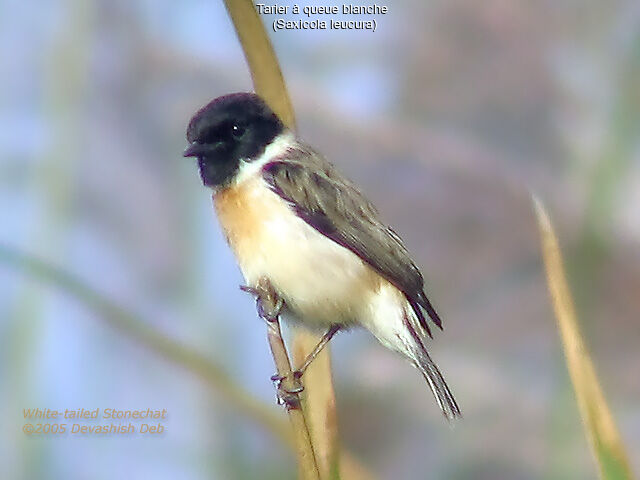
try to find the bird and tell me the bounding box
[183,92,461,419]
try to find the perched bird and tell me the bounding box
[183,92,461,419]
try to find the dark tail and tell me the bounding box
[402,310,461,420]
[413,349,461,420]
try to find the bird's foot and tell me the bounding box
[270,372,304,409]
[270,372,304,392]
[240,279,283,323]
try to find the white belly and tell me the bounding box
[214,175,381,329]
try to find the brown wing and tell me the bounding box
[262,143,443,336]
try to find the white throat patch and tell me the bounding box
[233,131,296,186]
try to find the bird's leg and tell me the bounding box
[240,278,302,408]
[292,325,341,380]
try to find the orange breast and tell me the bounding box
[213,179,264,263]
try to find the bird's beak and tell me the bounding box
[183,142,202,158]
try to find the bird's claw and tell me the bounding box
[259,299,283,323]
[271,371,304,408]
[239,284,259,296]
[276,390,301,409]
[270,372,304,393]
[240,279,283,323]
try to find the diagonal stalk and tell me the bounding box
[533,197,634,480]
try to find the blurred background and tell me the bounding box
[1,0,639,478]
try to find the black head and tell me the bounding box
[183,93,285,188]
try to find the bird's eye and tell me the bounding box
[231,124,245,137]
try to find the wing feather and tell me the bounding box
[261,143,443,332]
